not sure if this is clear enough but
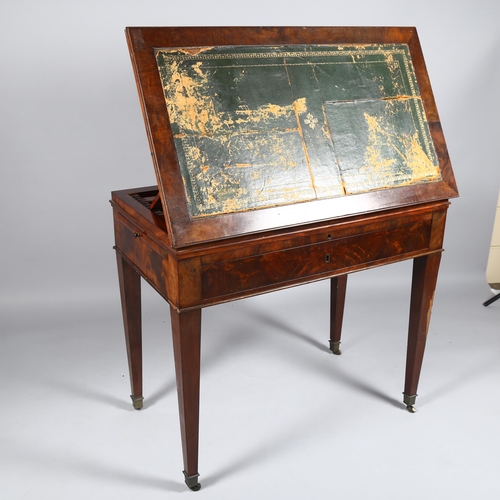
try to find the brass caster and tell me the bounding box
[330,341,342,355]
[403,393,417,413]
[183,471,201,491]
[130,395,144,410]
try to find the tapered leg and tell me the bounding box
[116,253,143,410]
[404,253,442,412]
[329,274,348,354]
[170,306,202,491]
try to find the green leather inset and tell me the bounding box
[156,44,440,217]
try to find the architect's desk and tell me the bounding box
[112,26,458,491]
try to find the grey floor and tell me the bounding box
[2,261,499,499]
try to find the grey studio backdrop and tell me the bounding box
[1,1,499,499]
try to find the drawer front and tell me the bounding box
[114,212,170,299]
[201,219,431,301]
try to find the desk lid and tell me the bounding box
[126,27,457,247]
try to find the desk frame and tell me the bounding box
[114,26,457,491]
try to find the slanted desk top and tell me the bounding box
[126,26,456,247]
[112,26,457,491]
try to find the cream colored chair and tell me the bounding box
[484,190,500,306]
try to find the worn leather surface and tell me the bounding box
[156,44,440,217]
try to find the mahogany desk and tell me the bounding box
[112,27,458,491]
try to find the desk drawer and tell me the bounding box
[114,212,170,298]
[201,219,431,300]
